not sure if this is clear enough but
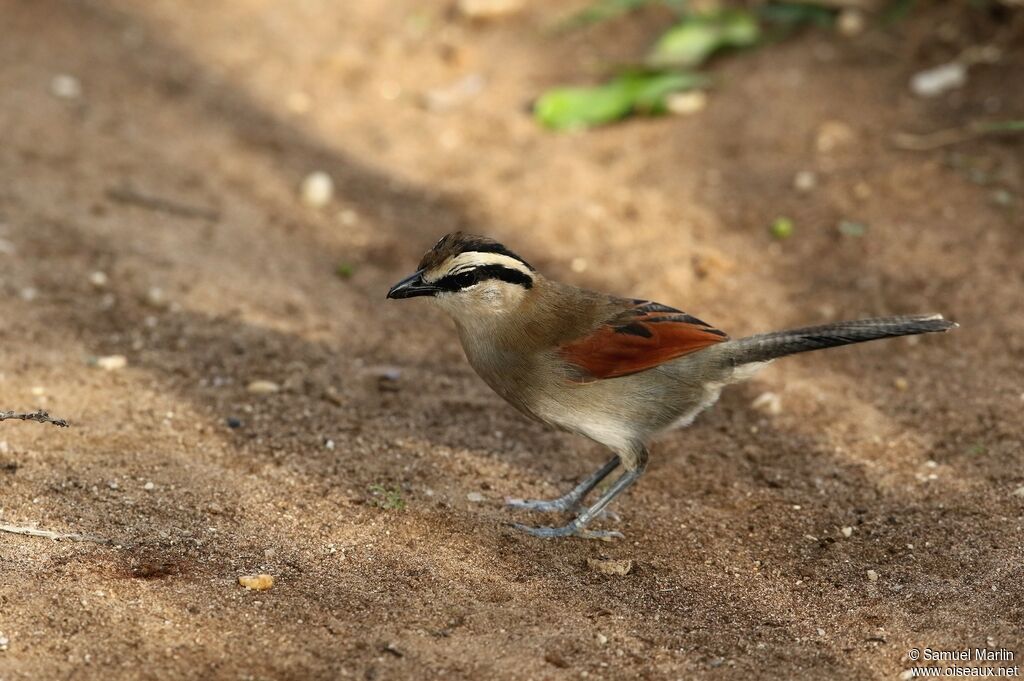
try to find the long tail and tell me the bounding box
[724,314,957,366]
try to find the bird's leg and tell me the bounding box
[512,447,648,540]
[505,456,620,514]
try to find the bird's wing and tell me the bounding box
[558,300,729,382]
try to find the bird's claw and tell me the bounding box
[504,496,621,523]
[510,522,624,541]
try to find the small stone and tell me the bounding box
[815,120,855,153]
[816,627,826,636]
[96,355,128,371]
[666,91,707,116]
[841,526,854,538]
[596,632,608,645]
[587,557,633,576]
[143,481,155,491]
[89,271,109,288]
[226,417,243,429]
[911,61,967,98]
[50,74,82,99]
[247,380,281,394]
[1011,486,1024,498]
[900,670,915,681]
[793,170,817,193]
[300,172,334,208]
[238,574,274,591]
[457,0,523,20]
[893,377,909,391]
[837,9,865,37]
[466,492,485,503]
[867,569,879,581]
[324,439,336,450]
[0,633,8,651]
[751,391,782,415]
[145,287,168,308]
[19,287,38,302]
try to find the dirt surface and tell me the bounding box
[1,1,1023,679]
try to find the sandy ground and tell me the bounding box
[1,1,1023,679]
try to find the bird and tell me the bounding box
[386,232,957,539]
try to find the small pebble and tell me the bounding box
[837,9,865,37]
[793,170,817,193]
[0,633,8,651]
[89,271,109,288]
[751,391,782,415]
[324,439,335,450]
[587,557,633,576]
[145,287,168,308]
[596,632,608,645]
[815,120,855,154]
[816,627,826,636]
[19,287,38,302]
[96,355,128,371]
[911,61,967,98]
[1011,486,1024,498]
[893,377,909,391]
[238,574,275,591]
[247,380,281,394]
[300,172,334,208]
[143,481,155,491]
[666,91,707,116]
[457,0,523,19]
[226,417,243,429]
[867,569,879,582]
[841,526,854,538]
[50,74,82,99]
[466,492,485,503]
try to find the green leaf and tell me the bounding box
[335,262,356,279]
[534,71,707,130]
[647,10,760,68]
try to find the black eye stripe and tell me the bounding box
[435,265,533,292]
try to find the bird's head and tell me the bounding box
[386,232,536,320]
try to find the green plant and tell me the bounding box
[369,484,406,510]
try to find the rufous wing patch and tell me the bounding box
[559,301,729,381]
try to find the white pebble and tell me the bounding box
[324,439,336,450]
[50,74,82,99]
[247,380,281,394]
[666,91,707,116]
[751,391,782,415]
[96,355,128,371]
[793,170,817,193]
[466,492,485,503]
[911,61,967,98]
[143,481,155,491]
[89,271,109,288]
[867,569,879,581]
[19,287,38,302]
[596,633,608,645]
[1011,486,1024,498]
[837,9,865,37]
[300,172,334,208]
[146,287,168,308]
[0,633,8,651]
[841,526,854,538]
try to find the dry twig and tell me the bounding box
[0,410,69,427]
[0,523,109,544]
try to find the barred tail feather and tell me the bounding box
[725,314,957,366]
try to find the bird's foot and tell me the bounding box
[504,496,575,514]
[510,521,623,541]
[504,496,620,522]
